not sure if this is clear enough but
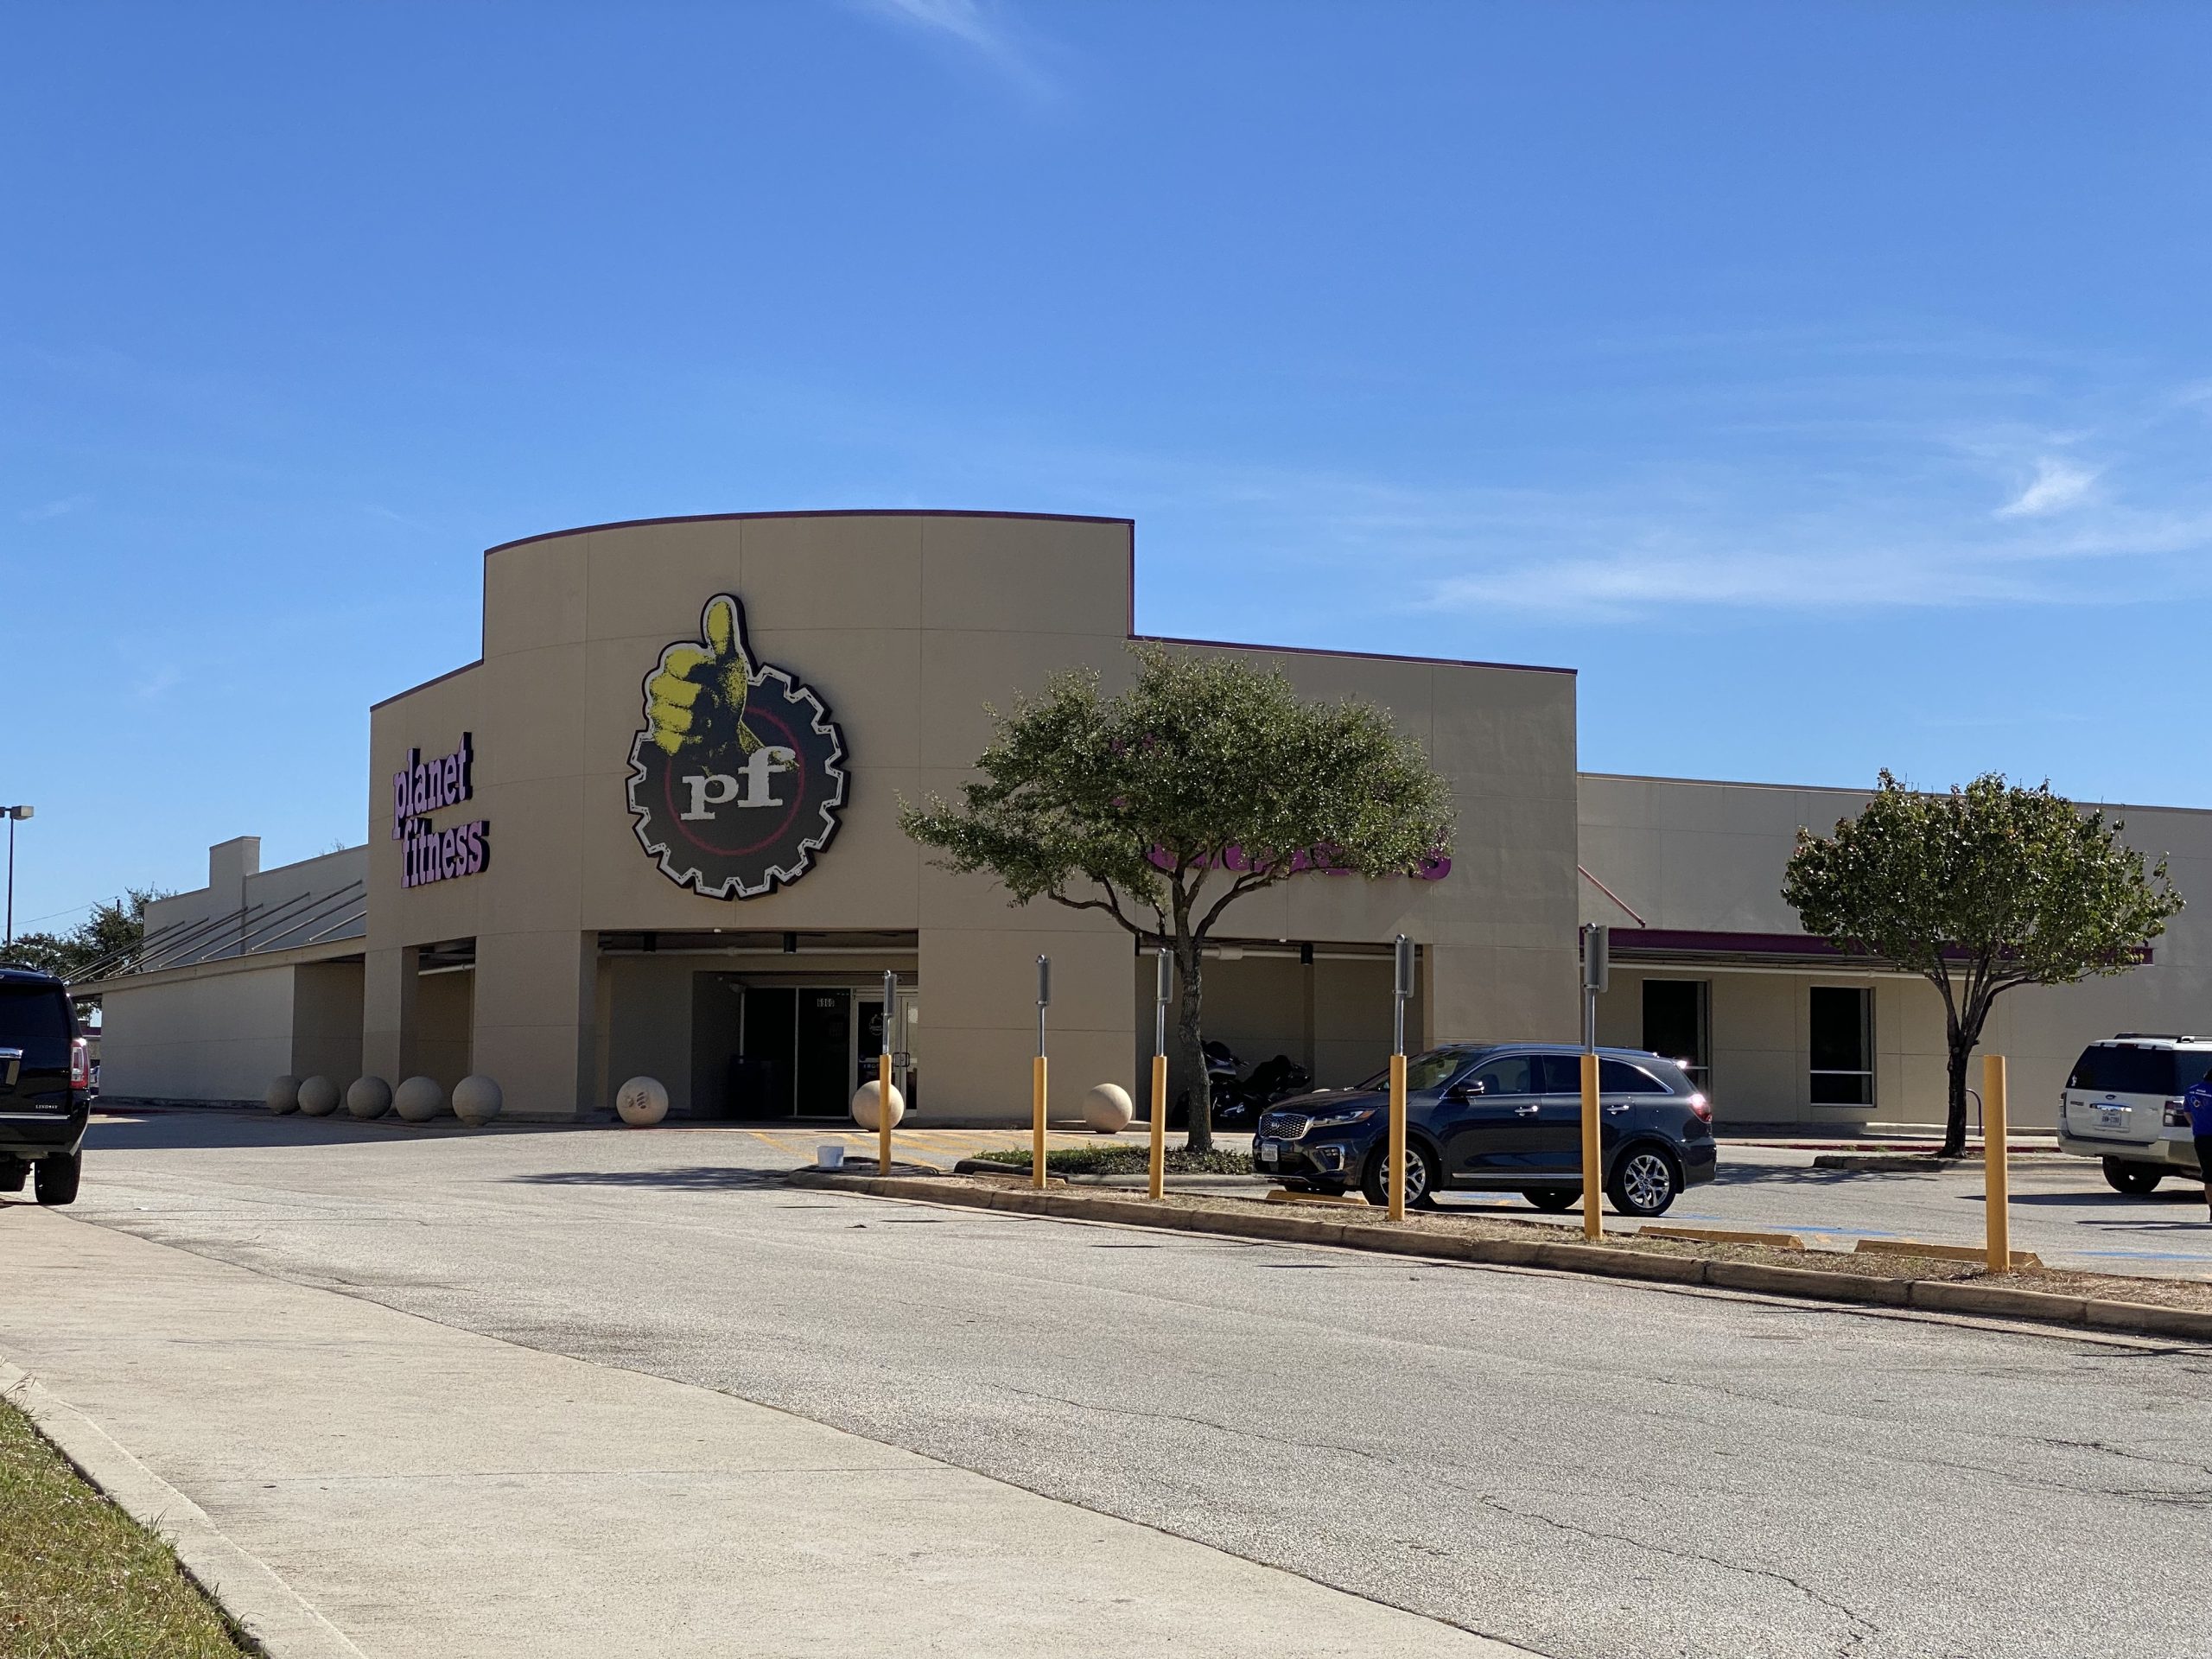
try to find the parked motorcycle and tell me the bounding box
[1172,1042,1313,1130]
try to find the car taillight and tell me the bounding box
[69,1038,89,1090]
[2166,1098,2190,1128]
[1688,1092,1712,1123]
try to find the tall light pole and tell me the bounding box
[3,805,31,944]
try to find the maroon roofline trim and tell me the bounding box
[484,508,1135,557]
[1135,632,1575,677]
[1618,928,2154,966]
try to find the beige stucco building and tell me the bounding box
[86,510,2208,1132]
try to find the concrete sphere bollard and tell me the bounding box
[265,1075,301,1115]
[1083,1083,1135,1134]
[393,1076,444,1123]
[346,1076,393,1120]
[296,1076,340,1117]
[452,1075,503,1127]
[849,1079,906,1132]
[615,1076,670,1127]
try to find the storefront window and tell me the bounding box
[1808,986,1874,1105]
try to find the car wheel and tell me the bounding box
[1525,1186,1580,1212]
[1607,1145,1679,1217]
[2101,1159,2164,1196]
[0,1155,25,1194]
[34,1150,80,1207]
[1361,1141,1437,1211]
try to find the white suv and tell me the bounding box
[2056,1034,2211,1195]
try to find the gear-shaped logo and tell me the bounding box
[626,594,848,899]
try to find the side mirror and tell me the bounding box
[1446,1079,1484,1101]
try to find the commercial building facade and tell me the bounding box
[86,510,2211,1131]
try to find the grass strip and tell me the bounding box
[974,1144,1257,1176]
[0,1394,252,1658]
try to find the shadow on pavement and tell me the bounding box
[84,1110,603,1153]
[510,1167,789,1191]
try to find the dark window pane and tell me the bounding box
[1599,1058,1669,1094]
[0,985,70,1065]
[1810,1071,1873,1105]
[2069,1046,2206,1096]
[1808,988,1869,1072]
[1642,980,1707,1071]
[1464,1054,1535,1096]
[1533,1054,1582,1093]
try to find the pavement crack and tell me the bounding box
[1465,1492,1881,1657]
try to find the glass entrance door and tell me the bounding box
[794,988,853,1117]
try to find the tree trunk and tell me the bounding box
[1177,938,1211,1153]
[1942,1038,1973,1160]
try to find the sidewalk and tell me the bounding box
[0,1207,1529,1658]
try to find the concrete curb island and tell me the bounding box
[788,1170,2212,1345]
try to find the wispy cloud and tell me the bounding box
[1996,456,2097,518]
[848,0,1055,101]
[19,493,91,522]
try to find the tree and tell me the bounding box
[2,889,168,984]
[1783,772,2181,1157]
[899,645,1453,1151]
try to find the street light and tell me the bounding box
[3,805,31,944]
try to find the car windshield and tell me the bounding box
[2070,1046,2210,1096]
[0,983,72,1065]
[1356,1049,1477,1092]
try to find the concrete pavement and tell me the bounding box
[0,1203,1529,1658]
[16,1110,2212,1659]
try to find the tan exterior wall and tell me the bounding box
[1580,773,2212,1128]
[359,512,1583,1122]
[98,964,296,1103]
[290,960,364,1084]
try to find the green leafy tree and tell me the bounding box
[2,889,167,983]
[899,645,1453,1151]
[1783,772,2181,1157]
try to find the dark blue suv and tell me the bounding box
[1252,1043,1717,1217]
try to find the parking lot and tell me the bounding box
[12,1107,2208,1659]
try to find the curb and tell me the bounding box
[949,1157,1269,1186]
[0,1361,365,1659]
[787,1172,2212,1345]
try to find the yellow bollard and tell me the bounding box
[1984,1053,2010,1271]
[1580,1051,1603,1241]
[1033,1054,1048,1191]
[878,1049,893,1176]
[1387,1052,1408,1222]
[1149,1053,1167,1201]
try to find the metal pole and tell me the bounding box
[878,969,896,1176]
[1033,956,1051,1192]
[1580,924,1608,1241]
[4,814,14,944]
[1150,947,1170,1201]
[1984,1053,2011,1271]
[1388,935,1412,1223]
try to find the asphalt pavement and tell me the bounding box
[16,1109,2211,1659]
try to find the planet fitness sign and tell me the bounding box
[391,733,490,888]
[626,594,847,899]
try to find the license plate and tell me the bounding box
[1257,1141,1279,1166]
[2098,1107,2126,1128]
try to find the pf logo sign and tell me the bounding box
[626,594,847,898]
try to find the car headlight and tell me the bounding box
[1305,1107,1380,1131]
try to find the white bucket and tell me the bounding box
[817,1143,846,1170]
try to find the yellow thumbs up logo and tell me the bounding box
[626,593,849,899]
[645,594,762,757]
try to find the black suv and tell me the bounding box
[0,966,90,1205]
[1252,1043,1717,1217]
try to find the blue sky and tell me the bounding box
[8,1,2212,931]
